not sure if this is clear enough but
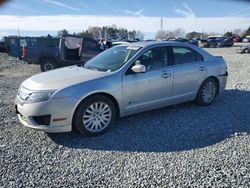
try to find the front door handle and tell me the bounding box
[161,73,172,78]
[199,67,207,71]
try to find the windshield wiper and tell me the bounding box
[83,65,108,72]
[84,66,98,71]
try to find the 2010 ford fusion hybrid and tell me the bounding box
[15,41,228,136]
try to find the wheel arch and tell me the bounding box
[199,76,220,95]
[194,76,220,106]
[207,76,220,94]
[39,55,58,64]
[72,92,120,128]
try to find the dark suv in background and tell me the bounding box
[23,35,102,72]
[0,40,6,52]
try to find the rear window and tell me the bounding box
[172,47,203,65]
[20,39,27,47]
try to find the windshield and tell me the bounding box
[84,45,141,72]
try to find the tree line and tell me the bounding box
[58,25,250,40]
[57,25,144,41]
[156,26,250,40]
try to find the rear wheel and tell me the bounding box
[40,59,57,72]
[195,78,218,106]
[73,95,117,136]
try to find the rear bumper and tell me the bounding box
[22,55,41,64]
[217,71,228,93]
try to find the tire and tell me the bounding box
[209,43,216,48]
[40,59,57,72]
[73,95,117,136]
[195,78,218,106]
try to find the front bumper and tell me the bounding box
[15,97,79,133]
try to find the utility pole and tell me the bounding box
[160,18,163,30]
[17,27,20,38]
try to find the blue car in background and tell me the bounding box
[216,37,234,47]
[168,38,198,46]
[207,37,234,48]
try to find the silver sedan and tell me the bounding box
[15,41,228,136]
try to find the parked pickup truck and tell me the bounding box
[23,35,102,72]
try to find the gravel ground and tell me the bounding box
[0,45,250,187]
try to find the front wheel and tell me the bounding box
[195,78,218,106]
[73,95,117,136]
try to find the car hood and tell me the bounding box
[22,66,109,90]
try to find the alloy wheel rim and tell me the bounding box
[83,102,112,132]
[202,81,216,103]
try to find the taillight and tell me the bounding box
[22,47,27,56]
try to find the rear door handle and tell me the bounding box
[199,67,207,71]
[161,73,172,78]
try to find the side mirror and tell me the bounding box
[131,64,146,73]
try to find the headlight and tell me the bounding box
[26,91,55,103]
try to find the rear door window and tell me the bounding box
[172,47,203,65]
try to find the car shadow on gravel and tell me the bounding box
[48,89,250,153]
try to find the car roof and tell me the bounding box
[122,41,191,48]
[120,41,215,61]
[112,41,130,44]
